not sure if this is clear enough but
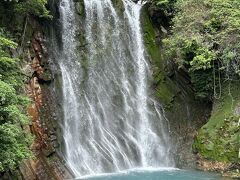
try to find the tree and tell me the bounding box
[0,32,32,172]
[15,0,52,19]
[163,0,240,99]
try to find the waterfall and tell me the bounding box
[57,0,174,177]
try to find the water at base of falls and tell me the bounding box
[76,169,222,180]
[57,0,174,177]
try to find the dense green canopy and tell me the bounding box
[0,33,31,172]
[162,0,240,99]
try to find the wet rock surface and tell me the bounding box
[141,4,211,169]
[16,17,73,180]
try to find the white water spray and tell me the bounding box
[57,0,174,177]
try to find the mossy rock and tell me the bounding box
[111,0,124,13]
[75,1,85,16]
[193,82,240,163]
[141,5,177,107]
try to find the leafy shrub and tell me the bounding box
[0,33,32,172]
[163,0,240,99]
[15,0,52,19]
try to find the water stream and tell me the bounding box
[57,0,174,177]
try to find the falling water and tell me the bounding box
[57,0,174,177]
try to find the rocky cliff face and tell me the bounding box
[141,4,212,169]
[12,16,73,180]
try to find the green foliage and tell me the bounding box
[0,36,17,49]
[0,33,31,172]
[149,0,240,164]
[0,123,32,172]
[0,33,23,88]
[151,0,176,17]
[148,0,176,28]
[15,0,52,19]
[190,69,213,99]
[0,0,51,19]
[163,0,240,99]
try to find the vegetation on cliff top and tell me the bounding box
[162,0,240,100]
[2,0,51,19]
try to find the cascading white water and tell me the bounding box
[57,0,174,177]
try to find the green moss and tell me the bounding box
[141,7,162,67]
[111,0,124,13]
[193,82,240,162]
[75,0,85,16]
[141,6,176,107]
[154,76,175,107]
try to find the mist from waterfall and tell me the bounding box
[57,0,174,177]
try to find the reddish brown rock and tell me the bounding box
[18,18,73,180]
